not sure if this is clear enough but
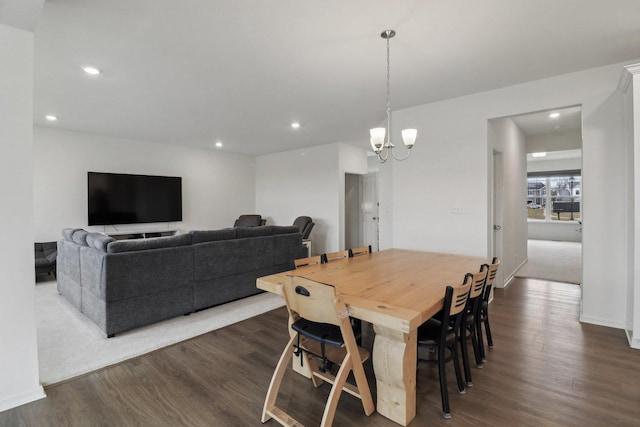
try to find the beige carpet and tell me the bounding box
[515,239,582,284]
[36,280,285,385]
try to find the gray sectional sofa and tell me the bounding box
[57,226,304,337]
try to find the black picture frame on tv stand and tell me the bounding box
[88,172,182,226]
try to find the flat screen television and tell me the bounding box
[88,172,182,226]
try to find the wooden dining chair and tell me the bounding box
[262,276,375,427]
[460,267,488,386]
[417,274,472,419]
[294,255,323,268]
[321,250,350,263]
[478,257,500,362]
[349,245,372,257]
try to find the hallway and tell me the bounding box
[515,239,581,284]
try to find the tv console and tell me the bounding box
[100,229,181,240]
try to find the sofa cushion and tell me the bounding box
[270,225,299,235]
[85,233,115,252]
[62,228,82,241]
[190,228,236,244]
[86,232,102,248]
[235,226,272,238]
[193,235,272,280]
[93,235,115,252]
[107,233,192,253]
[272,232,302,266]
[72,229,89,246]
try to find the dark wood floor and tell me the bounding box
[2,278,640,426]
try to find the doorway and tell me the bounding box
[345,173,379,252]
[511,106,583,284]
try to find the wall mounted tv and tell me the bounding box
[88,172,182,226]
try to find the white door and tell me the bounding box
[361,173,379,252]
[493,150,505,288]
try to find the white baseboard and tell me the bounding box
[0,385,46,412]
[503,273,516,288]
[625,329,640,349]
[496,258,528,290]
[579,314,625,330]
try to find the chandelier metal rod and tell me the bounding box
[370,29,416,163]
[385,30,393,148]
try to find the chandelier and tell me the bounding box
[370,30,417,162]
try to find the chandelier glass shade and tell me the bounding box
[370,30,417,162]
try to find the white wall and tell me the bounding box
[380,60,636,329]
[255,143,367,256]
[526,129,582,153]
[621,64,640,348]
[622,73,635,341]
[581,89,627,328]
[528,222,582,242]
[0,23,45,411]
[527,156,582,173]
[488,117,528,286]
[387,99,491,257]
[633,68,640,348]
[33,127,256,241]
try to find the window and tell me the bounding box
[527,172,581,221]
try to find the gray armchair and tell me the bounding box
[233,214,265,227]
[293,216,315,240]
[35,241,57,278]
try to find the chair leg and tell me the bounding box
[459,324,473,386]
[469,322,483,368]
[320,354,353,427]
[262,335,296,423]
[451,344,465,395]
[437,344,451,419]
[345,343,376,416]
[476,316,486,362]
[484,312,494,348]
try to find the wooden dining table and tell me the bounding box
[256,248,488,426]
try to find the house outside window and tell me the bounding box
[527,172,581,221]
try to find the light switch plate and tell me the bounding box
[451,206,471,214]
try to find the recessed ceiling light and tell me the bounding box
[215,141,223,148]
[291,122,300,129]
[45,115,57,121]
[548,112,560,119]
[532,152,547,157]
[83,66,101,75]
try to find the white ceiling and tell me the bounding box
[33,0,640,156]
[511,105,582,137]
[0,0,43,31]
[527,149,582,162]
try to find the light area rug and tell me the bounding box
[515,239,582,284]
[36,281,284,385]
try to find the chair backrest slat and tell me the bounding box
[449,273,473,317]
[485,258,500,286]
[349,245,372,257]
[482,258,500,300]
[322,250,350,263]
[294,255,323,268]
[468,267,488,299]
[283,276,346,326]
